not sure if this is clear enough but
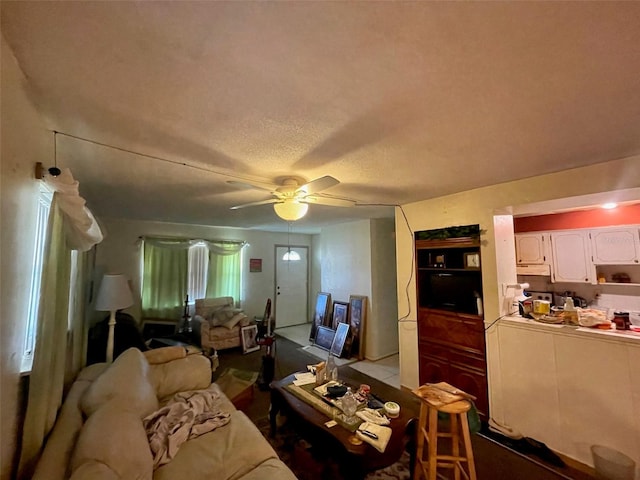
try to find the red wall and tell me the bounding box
[514,203,640,232]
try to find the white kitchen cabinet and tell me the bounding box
[550,230,595,283]
[495,319,640,474]
[590,227,640,265]
[515,233,550,265]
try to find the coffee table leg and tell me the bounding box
[269,389,281,437]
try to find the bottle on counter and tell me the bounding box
[563,297,579,325]
[613,311,630,331]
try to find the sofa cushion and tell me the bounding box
[71,403,153,480]
[79,348,158,418]
[143,346,187,365]
[154,410,278,480]
[149,354,212,403]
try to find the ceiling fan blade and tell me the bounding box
[304,195,356,207]
[296,175,339,195]
[227,180,277,193]
[230,198,280,210]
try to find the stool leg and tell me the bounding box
[427,407,439,480]
[460,414,477,480]
[451,412,460,480]
[414,404,428,480]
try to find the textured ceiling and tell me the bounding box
[2,1,640,232]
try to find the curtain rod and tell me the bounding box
[139,235,246,245]
[52,130,266,184]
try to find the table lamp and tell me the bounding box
[95,273,134,362]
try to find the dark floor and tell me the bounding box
[214,334,594,480]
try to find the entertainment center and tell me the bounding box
[415,225,489,419]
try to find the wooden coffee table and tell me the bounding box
[270,373,419,479]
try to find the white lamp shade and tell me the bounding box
[95,274,134,311]
[273,201,309,221]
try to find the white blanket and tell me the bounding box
[143,389,231,468]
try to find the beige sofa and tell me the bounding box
[32,347,296,480]
[193,296,252,351]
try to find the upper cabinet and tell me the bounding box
[515,233,550,265]
[549,231,595,284]
[589,227,640,265]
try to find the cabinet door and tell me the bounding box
[449,363,488,419]
[550,231,595,283]
[590,227,640,264]
[419,353,450,386]
[515,233,549,265]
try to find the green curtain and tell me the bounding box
[141,241,188,319]
[205,247,241,301]
[19,199,71,478]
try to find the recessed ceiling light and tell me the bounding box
[601,202,618,209]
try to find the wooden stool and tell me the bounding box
[414,398,477,480]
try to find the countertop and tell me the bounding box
[499,315,640,347]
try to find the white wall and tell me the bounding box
[94,218,314,323]
[0,35,51,480]
[318,219,398,360]
[369,218,399,359]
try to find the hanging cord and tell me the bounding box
[48,131,62,176]
[51,129,268,184]
[358,202,414,323]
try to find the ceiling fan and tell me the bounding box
[229,175,356,221]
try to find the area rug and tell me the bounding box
[256,416,411,480]
[215,367,258,401]
[300,344,358,367]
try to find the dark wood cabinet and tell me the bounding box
[415,231,489,420]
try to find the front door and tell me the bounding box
[275,246,308,328]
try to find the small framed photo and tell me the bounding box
[464,252,481,269]
[331,301,349,330]
[241,325,260,354]
[330,323,350,358]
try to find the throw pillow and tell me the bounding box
[222,312,248,330]
[79,347,159,419]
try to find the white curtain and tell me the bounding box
[19,169,102,478]
[44,168,103,251]
[18,199,71,478]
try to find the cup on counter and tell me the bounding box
[533,300,551,315]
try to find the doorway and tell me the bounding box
[274,245,309,328]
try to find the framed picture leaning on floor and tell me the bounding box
[241,325,260,354]
[348,295,367,360]
[330,322,350,358]
[309,292,332,341]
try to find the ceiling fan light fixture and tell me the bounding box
[274,200,308,221]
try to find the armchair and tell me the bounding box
[192,297,252,352]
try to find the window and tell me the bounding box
[22,184,53,372]
[187,242,209,303]
[141,238,244,318]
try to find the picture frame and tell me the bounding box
[330,322,350,358]
[309,292,332,341]
[347,295,367,360]
[331,301,349,330]
[241,325,260,354]
[314,325,335,351]
[464,252,481,269]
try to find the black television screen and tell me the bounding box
[426,272,482,314]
